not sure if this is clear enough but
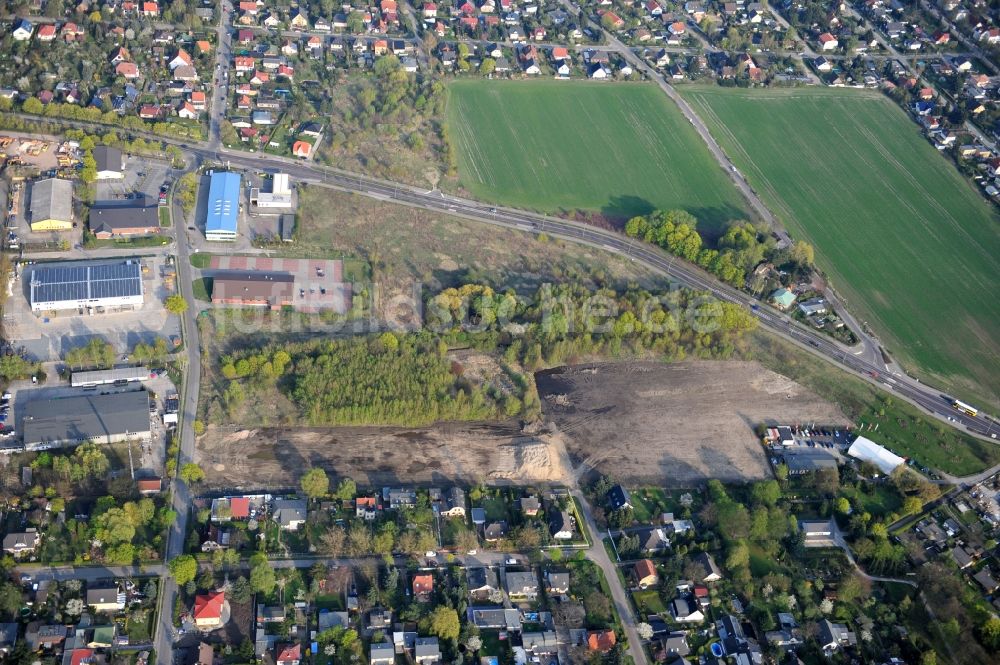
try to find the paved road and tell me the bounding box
[208,1,234,148]
[3,111,995,435]
[149,167,206,663]
[177,138,995,440]
[571,490,649,665]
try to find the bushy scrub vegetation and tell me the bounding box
[22,446,176,564]
[321,56,450,182]
[209,283,758,426]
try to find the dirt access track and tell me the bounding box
[535,360,852,485]
[197,360,849,490]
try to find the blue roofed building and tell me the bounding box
[204,171,242,241]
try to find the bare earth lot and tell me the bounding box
[535,360,852,485]
[198,359,849,489]
[197,421,573,491]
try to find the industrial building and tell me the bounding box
[71,366,150,388]
[204,171,241,241]
[93,146,124,180]
[22,390,151,450]
[28,178,74,231]
[249,173,293,209]
[211,270,294,309]
[89,199,161,238]
[29,260,144,313]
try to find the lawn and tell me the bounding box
[682,86,1000,407]
[840,483,903,518]
[189,253,211,269]
[158,206,171,227]
[446,80,750,231]
[633,589,667,616]
[628,488,668,524]
[192,277,212,302]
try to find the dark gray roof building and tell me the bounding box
[23,390,151,450]
[93,146,124,178]
[28,178,73,230]
[89,200,160,237]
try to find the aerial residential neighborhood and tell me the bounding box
[0,0,997,663]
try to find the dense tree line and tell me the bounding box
[624,209,814,287]
[63,338,116,370]
[13,96,203,141]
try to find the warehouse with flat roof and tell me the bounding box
[29,260,144,313]
[22,390,151,450]
[28,178,74,231]
[204,171,241,241]
[71,366,150,388]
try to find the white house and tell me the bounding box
[12,19,33,41]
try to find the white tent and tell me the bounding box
[847,436,905,474]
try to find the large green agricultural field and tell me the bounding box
[445,80,749,232]
[682,86,1000,408]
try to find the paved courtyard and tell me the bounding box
[207,255,351,313]
[4,255,181,362]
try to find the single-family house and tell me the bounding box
[608,485,632,511]
[415,637,440,664]
[0,623,18,656]
[818,32,839,50]
[505,571,539,600]
[356,497,378,520]
[12,19,33,41]
[484,521,508,542]
[193,591,225,628]
[86,586,124,612]
[276,643,301,665]
[634,559,658,588]
[770,288,796,309]
[467,567,499,598]
[587,630,616,652]
[670,597,704,622]
[412,574,434,598]
[817,618,855,653]
[273,498,307,530]
[168,48,193,70]
[441,487,466,517]
[36,24,57,41]
[3,529,40,557]
[545,571,570,595]
[370,642,395,665]
[693,552,722,582]
[549,510,575,540]
[637,527,670,553]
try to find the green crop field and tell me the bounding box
[682,86,1000,407]
[446,80,750,233]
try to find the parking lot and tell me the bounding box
[94,156,171,204]
[3,255,181,362]
[4,372,177,476]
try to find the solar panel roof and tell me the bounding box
[30,262,143,305]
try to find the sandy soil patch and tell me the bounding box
[197,421,573,491]
[535,360,851,485]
